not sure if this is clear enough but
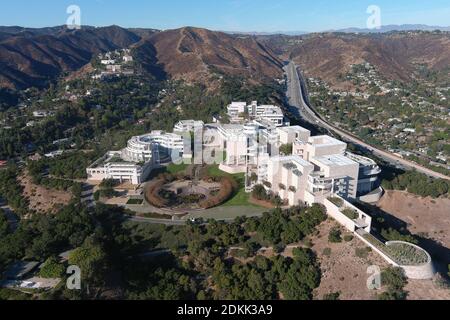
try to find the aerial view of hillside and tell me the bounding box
[0,0,448,315]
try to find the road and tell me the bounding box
[128,216,187,226]
[285,62,450,181]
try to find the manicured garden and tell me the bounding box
[363,233,428,266]
[206,165,260,207]
[384,243,429,266]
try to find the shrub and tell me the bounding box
[355,247,371,259]
[39,257,65,278]
[384,243,428,266]
[273,244,285,254]
[279,143,293,156]
[341,208,358,220]
[327,197,344,207]
[323,292,340,300]
[252,184,268,200]
[344,235,354,242]
[323,248,332,257]
[328,227,342,243]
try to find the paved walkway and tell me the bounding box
[127,204,267,224]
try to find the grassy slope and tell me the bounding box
[207,165,260,207]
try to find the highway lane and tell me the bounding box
[285,62,450,181]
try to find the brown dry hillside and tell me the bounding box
[2,26,449,91]
[0,26,143,89]
[0,25,284,90]
[139,27,284,83]
[262,32,450,87]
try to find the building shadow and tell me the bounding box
[355,201,450,276]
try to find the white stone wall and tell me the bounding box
[323,198,358,232]
[386,241,436,280]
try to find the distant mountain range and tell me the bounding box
[228,24,450,36]
[333,24,450,34]
[0,24,449,91]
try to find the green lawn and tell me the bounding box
[127,198,144,205]
[207,165,260,207]
[147,163,188,181]
[167,163,189,174]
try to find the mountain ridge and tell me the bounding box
[0,25,449,91]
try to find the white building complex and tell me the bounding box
[87,131,184,185]
[85,101,437,280]
[87,101,381,204]
[227,101,287,127]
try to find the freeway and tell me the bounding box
[285,62,450,181]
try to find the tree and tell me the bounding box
[378,267,408,300]
[0,211,9,238]
[69,236,108,289]
[252,184,268,201]
[39,257,65,278]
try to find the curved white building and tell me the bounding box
[88,131,185,185]
[121,131,184,164]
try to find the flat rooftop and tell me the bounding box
[271,155,314,169]
[278,125,311,134]
[309,135,347,147]
[312,154,358,168]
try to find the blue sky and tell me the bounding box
[1,0,449,32]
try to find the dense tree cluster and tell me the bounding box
[1,197,330,300]
[0,167,29,216]
[382,170,449,198]
[251,184,283,206]
[0,203,94,274]
[27,160,82,196]
[212,248,321,300]
[246,205,327,246]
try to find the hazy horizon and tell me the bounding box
[1,0,449,33]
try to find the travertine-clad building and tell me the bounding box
[86,112,382,203]
[227,101,286,127]
[87,131,184,185]
[267,156,314,206]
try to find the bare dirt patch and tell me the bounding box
[311,219,388,300]
[405,279,450,300]
[310,218,450,300]
[18,173,72,214]
[377,191,450,249]
[248,196,277,209]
